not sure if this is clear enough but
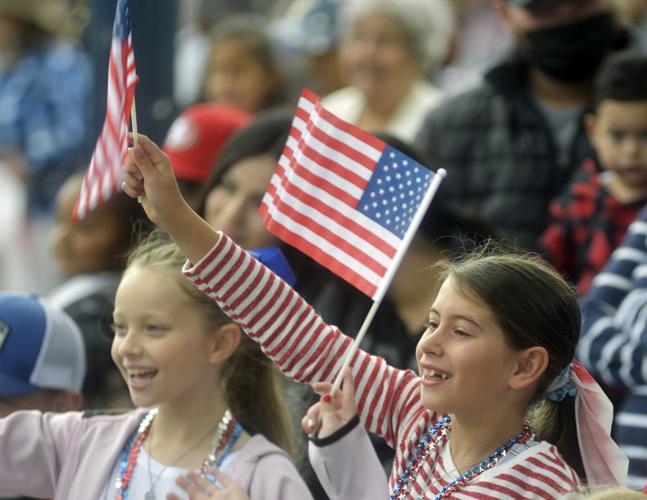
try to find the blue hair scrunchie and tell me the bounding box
[545,363,577,402]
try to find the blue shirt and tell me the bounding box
[0,42,92,213]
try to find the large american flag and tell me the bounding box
[74,0,137,220]
[260,89,440,299]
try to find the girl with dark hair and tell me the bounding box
[122,135,627,499]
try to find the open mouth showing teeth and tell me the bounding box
[128,369,158,381]
[424,369,450,381]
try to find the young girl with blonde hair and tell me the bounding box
[0,230,311,499]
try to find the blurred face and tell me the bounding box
[111,267,218,409]
[500,0,608,32]
[203,39,278,113]
[51,177,125,275]
[341,12,421,104]
[415,276,522,416]
[203,154,279,249]
[588,99,647,187]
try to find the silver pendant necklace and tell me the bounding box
[145,409,234,500]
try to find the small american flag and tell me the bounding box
[260,89,442,299]
[74,0,137,220]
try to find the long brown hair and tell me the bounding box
[127,230,297,456]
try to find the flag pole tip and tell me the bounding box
[437,168,447,178]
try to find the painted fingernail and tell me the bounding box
[322,394,332,403]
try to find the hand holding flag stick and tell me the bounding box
[260,89,446,399]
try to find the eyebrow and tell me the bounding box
[429,308,484,331]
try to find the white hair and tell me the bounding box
[341,0,456,70]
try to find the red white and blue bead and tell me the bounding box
[390,415,534,500]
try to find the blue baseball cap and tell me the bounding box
[248,247,296,286]
[0,293,86,397]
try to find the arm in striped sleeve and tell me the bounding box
[578,213,647,388]
[183,232,424,447]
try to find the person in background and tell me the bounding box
[322,0,453,143]
[201,14,287,113]
[162,103,251,209]
[0,0,92,295]
[540,50,647,295]
[578,204,647,490]
[47,173,151,409]
[0,0,91,215]
[271,0,346,96]
[0,292,85,500]
[415,0,631,251]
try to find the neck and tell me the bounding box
[530,67,592,108]
[153,393,227,445]
[449,409,527,474]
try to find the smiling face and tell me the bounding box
[341,11,421,105]
[415,276,524,416]
[203,154,278,249]
[111,267,220,409]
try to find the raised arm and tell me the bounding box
[578,210,647,388]
[122,134,219,264]
[122,135,425,446]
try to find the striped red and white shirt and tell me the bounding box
[183,233,582,499]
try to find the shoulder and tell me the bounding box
[235,435,313,500]
[234,433,294,465]
[480,441,581,496]
[81,408,133,420]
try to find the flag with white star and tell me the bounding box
[260,89,441,299]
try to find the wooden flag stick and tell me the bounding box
[130,98,139,145]
[130,98,143,203]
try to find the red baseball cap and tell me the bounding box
[163,104,252,183]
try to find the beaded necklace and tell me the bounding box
[390,415,534,500]
[114,408,242,500]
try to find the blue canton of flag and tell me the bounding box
[358,146,434,239]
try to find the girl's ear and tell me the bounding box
[509,346,549,391]
[207,323,241,365]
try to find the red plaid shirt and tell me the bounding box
[540,158,646,294]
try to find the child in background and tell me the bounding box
[578,204,647,489]
[0,292,86,500]
[540,50,647,294]
[122,134,628,499]
[162,103,251,209]
[48,172,150,408]
[0,231,312,499]
[0,293,85,418]
[201,15,286,113]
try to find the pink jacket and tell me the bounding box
[0,408,312,499]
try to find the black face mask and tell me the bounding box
[520,11,627,82]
